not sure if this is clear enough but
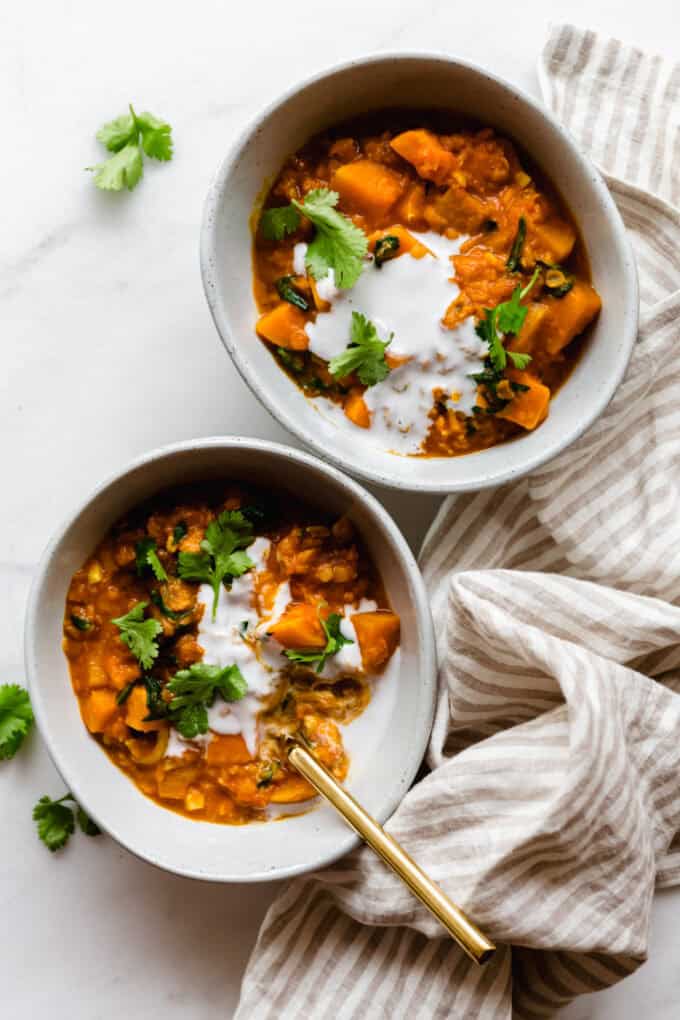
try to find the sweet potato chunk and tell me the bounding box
[396,183,427,225]
[526,216,576,264]
[433,185,488,234]
[256,303,309,350]
[497,370,551,430]
[344,390,370,428]
[543,281,602,354]
[206,734,252,765]
[352,611,400,672]
[331,160,403,219]
[82,689,118,734]
[508,303,549,355]
[269,603,326,649]
[125,684,165,733]
[158,765,200,800]
[391,129,457,185]
[268,775,316,803]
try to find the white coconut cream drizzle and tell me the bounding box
[296,230,487,454]
[163,532,390,762]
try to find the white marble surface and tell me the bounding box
[2,2,678,1016]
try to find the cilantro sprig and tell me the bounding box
[260,205,302,241]
[33,793,101,852]
[135,537,167,582]
[178,510,255,620]
[87,104,173,191]
[112,602,162,670]
[259,188,368,289]
[475,268,539,374]
[284,613,353,673]
[0,684,34,760]
[166,662,248,737]
[329,311,392,386]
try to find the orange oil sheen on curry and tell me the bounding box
[252,113,601,456]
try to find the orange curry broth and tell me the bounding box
[62,483,399,825]
[252,111,601,456]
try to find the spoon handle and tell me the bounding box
[289,745,495,965]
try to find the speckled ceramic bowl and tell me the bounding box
[25,437,436,882]
[201,52,638,493]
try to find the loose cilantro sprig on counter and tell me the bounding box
[0,684,34,759]
[329,311,392,387]
[0,684,101,854]
[284,613,353,674]
[112,601,162,670]
[87,104,173,191]
[33,793,101,852]
[260,188,368,289]
[178,510,255,620]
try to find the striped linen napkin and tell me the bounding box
[236,25,680,1019]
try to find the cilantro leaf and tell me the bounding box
[142,675,168,721]
[374,234,400,268]
[135,537,167,582]
[496,288,527,337]
[506,216,526,272]
[508,351,532,370]
[33,795,75,852]
[77,806,101,837]
[284,613,353,673]
[135,110,173,161]
[172,521,188,545]
[116,682,135,706]
[0,684,34,760]
[475,307,506,373]
[292,189,368,289]
[329,311,392,386]
[475,268,539,374]
[174,703,209,739]
[167,662,247,736]
[178,511,255,620]
[88,143,144,191]
[260,205,301,241]
[176,551,212,584]
[70,612,92,631]
[96,112,136,152]
[88,104,172,191]
[275,275,309,311]
[112,602,162,670]
[33,793,101,851]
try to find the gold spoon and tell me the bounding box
[289,744,495,965]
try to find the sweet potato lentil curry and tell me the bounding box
[253,112,601,457]
[63,484,399,825]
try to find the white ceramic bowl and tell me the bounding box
[201,53,638,493]
[25,438,435,882]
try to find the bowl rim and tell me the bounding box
[24,435,437,882]
[200,49,639,494]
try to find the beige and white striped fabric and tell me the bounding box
[235,25,680,1018]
